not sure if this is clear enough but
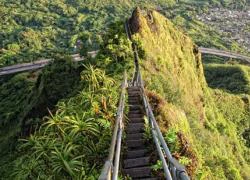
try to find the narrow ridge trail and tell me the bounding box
[99,11,190,180]
[123,86,157,179]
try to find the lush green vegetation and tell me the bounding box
[130,9,250,179]
[0,0,173,67]
[1,0,248,67]
[0,0,250,179]
[0,21,134,179]
[11,66,118,179]
[205,64,250,94]
[0,56,81,155]
[0,72,36,154]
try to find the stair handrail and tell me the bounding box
[99,71,127,180]
[125,19,189,179]
[137,70,189,180]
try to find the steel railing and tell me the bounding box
[135,70,189,180]
[99,71,127,180]
[99,18,190,180]
[125,19,190,180]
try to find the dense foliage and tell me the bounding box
[0,0,250,179]
[0,57,82,178]
[130,9,250,179]
[0,0,248,67]
[205,64,250,94]
[0,0,162,66]
[0,21,133,179]
[0,73,35,155]
[11,66,118,179]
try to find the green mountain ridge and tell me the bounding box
[129,8,250,179]
[0,1,249,179]
[0,0,249,67]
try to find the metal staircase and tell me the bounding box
[98,20,190,180]
[123,86,156,179]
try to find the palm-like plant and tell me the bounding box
[82,138,100,160]
[13,64,122,178]
[78,91,94,108]
[32,136,56,160]
[64,113,100,137]
[81,65,104,92]
[51,143,83,177]
[19,134,38,150]
[81,65,115,92]
[43,110,67,138]
[11,155,39,180]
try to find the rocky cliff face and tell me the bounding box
[129,8,250,179]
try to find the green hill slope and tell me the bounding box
[129,8,250,179]
[0,4,249,179]
[1,0,248,67]
[204,64,250,94]
[0,21,134,179]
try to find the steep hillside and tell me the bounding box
[205,64,250,94]
[129,8,250,179]
[0,4,249,179]
[0,57,82,178]
[0,56,81,153]
[0,22,134,179]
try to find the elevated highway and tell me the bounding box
[199,47,250,64]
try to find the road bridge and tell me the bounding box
[0,51,98,76]
[199,47,250,63]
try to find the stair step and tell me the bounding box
[134,178,158,180]
[128,87,140,89]
[129,105,142,110]
[129,102,142,105]
[128,112,144,116]
[127,133,144,140]
[127,125,144,133]
[126,149,148,159]
[128,114,144,118]
[128,89,140,92]
[128,94,140,97]
[129,96,140,99]
[124,157,150,168]
[129,109,142,114]
[128,95,140,99]
[128,87,140,90]
[127,123,144,129]
[129,99,140,103]
[129,100,141,103]
[127,139,145,148]
[128,97,140,101]
[123,166,151,178]
[128,103,141,105]
[129,112,143,115]
[128,92,141,95]
[128,90,140,93]
[128,102,141,106]
[129,118,144,123]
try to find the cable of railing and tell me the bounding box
[137,70,189,180]
[125,20,140,87]
[138,72,172,179]
[99,71,127,180]
[126,19,189,179]
[151,126,173,180]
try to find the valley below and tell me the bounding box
[197,6,250,52]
